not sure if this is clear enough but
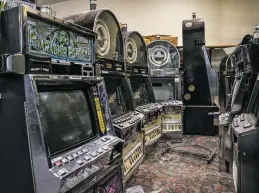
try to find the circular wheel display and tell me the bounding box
[126,38,138,64]
[96,18,111,57]
[149,45,170,67]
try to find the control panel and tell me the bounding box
[231,113,259,193]
[136,103,163,115]
[219,112,230,126]
[232,114,256,137]
[50,135,123,192]
[113,111,144,131]
[135,103,163,147]
[112,111,145,182]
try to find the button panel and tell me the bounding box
[244,123,252,128]
[67,156,74,161]
[113,111,144,129]
[55,161,62,167]
[76,160,84,165]
[78,151,83,156]
[58,169,66,176]
[240,114,245,122]
[84,156,91,161]
[51,135,120,181]
[91,152,97,157]
[62,159,68,164]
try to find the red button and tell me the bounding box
[55,161,62,167]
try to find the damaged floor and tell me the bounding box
[127,135,235,193]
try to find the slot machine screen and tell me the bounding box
[38,90,96,155]
[129,77,150,107]
[104,77,130,118]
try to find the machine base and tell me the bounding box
[219,157,233,173]
[183,106,218,136]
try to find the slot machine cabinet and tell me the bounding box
[123,29,163,151]
[0,5,95,75]
[0,74,124,193]
[219,41,259,173]
[147,40,182,101]
[231,74,259,193]
[102,73,145,183]
[129,74,163,150]
[147,39,183,142]
[160,101,183,142]
[63,10,145,183]
[182,14,219,136]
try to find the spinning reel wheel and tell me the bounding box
[147,40,180,75]
[124,31,147,67]
[63,9,124,62]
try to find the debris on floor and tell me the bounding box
[126,185,145,193]
[127,135,235,193]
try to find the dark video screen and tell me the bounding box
[104,77,129,118]
[130,77,150,107]
[38,90,95,155]
[251,90,259,119]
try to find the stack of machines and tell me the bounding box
[219,30,259,174]
[63,5,145,183]
[232,75,259,193]
[218,25,259,193]
[182,13,219,136]
[122,25,163,151]
[0,3,125,193]
[147,38,183,142]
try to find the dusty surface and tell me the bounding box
[127,135,235,193]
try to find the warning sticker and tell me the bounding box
[94,97,106,134]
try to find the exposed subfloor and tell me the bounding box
[127,135,235,193]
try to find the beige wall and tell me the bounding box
[221,0,259,44]
[50,0,259,45]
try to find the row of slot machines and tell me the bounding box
[0,2,183,193]
[219,28,259,193]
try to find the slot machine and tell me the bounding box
[232,74,259,193]
[147,39,182,102]
[0,5,95,75]
[219,35,259,173]
[63,8,145,183]
[147,39,183,142]
[182,13,219,136]
[122,25,163,151]
[0,74,124,193]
